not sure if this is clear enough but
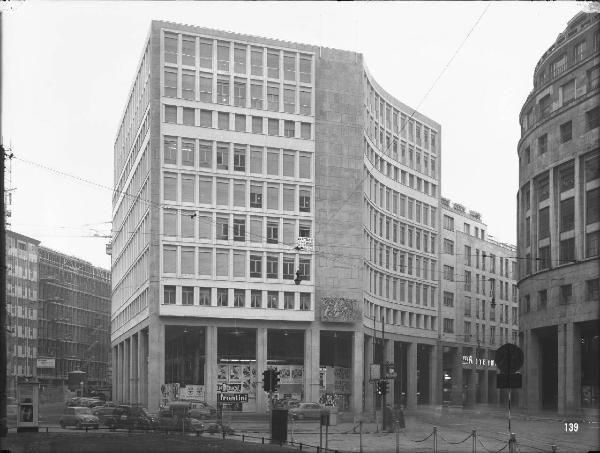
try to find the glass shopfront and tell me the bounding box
[163,326,206,407]
[217,327,257,412]
[268,329,304,406]
[319,331,353,410]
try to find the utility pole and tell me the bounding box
[381,313,386,430]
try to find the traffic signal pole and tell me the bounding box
[381,313,386,431]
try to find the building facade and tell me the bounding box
[5,231,40,396]
[517,12,600,414]
[37,247,111,391]
[111,21,444,413]
[439,199,519,407]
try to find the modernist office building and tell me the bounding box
[517,12,599,414]
[439,199,519,407]
[5,231,40,395]
[37,247,111,391]
[110,20,443,413]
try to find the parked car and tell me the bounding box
[91,406,119,428]
[273,398,300,410]
[289,402,328,420]
[188,401,217,420]
[112,405,158,430]
[59,407,100,429]
[156,409,204,432]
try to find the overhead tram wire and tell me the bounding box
[317,3,492,233]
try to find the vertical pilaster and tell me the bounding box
[118,342,124,403]
[205,326,217,407]
[123,337,130,404]
[131,334,138,404]
[364,335,374,412]
[407,342,417,409]
[525,329,540,411]
[565,322,581,413]
[452,347,463,405]
[147,320,165,412]
[558,324,567,414]
[429,343,441,405]
[256,327,267,413]
[112,346,118,404]
[137,330,146,406]
[351,331,363,414]
[304,327,320,404]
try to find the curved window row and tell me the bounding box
[364,299,437,331]
[366,264,436,309]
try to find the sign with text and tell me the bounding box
[36,358,55,369]
[217,393,249,403]
[370,364,381,381]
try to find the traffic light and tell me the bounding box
[376,380,388,395]
[262,369,272,392]
[294,269,302,285]
[272,369,281,392]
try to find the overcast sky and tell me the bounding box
[2,1,588,269]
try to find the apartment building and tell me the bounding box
[439,199,519,407]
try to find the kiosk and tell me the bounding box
[17,380,40,432]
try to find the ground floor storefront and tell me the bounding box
[112,319,363,413]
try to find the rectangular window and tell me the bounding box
[443,318,454,334]
[163,246,177,274]
[300,293,311,311]
[217,112,229,130]
[538,134,548,155]
[587,107,600,131]
[181,211,195,238]
[233,251,246,277]
[234,182,246,207]
[234,145,246,171]
[216,143,229,170]
[217,77,229,104]
[284,120,295,138]
[539,207,550,239]
[560,121,572,143]
[443,215,454,231]
[182,107,195,126]
[299,258,311,280]
[199,39,212,69]
[163,209,177,236]
[267,50,279,78]
[216,216,229,240]
[217,288,228,307]
[443,265,454,281]
[250,147,263,173]
[199,288,211,306]
[164,136,177,165]
[299,188,311,213]
[284,292,295,309]
[164,68,177,97]
[560,238,575,263]
[182,70,195,100]
[181,139,195,167]
[250,254,262,278]
[560,197,575,231]
[250,184,263,208]
[443,239,454,255]
[234,80,246,107]
[164,32,178,64]
[198,177,212,204]
[587,188,600,224]
[283,53,295,81]
[165,105,177,123]
[267,185,279,210]
[267,84,280,111]
[586,279,600,301]
[233,218,246,242]
[267,219,279,244]
[181,247,195,274]
[587,230,600,257]
[164,285,176,305]
[251,47,263,76]
[251,117,263,135]
[538,245,551,271]
[284,86,296,113]
[251,82,263,109]
[299,54,311,83]
[181,35,195,66]
[200,109,212,128]
[299,90,311,115]
[560,166,575,192]
[267,291,279,308]
[283,255,295,280]
[234,46,246,73]
[267,255,279,279]
[268,118,279,136]
[586,154,600,182]
[283,186,295,211]
[163,173,177,201]
[233,289,245,307]
[301,122,311,139]
[250,217,262,243]
[559,284,572,305]
[217,42,230,71]
[250,290,262,308]
[443,291,454,307]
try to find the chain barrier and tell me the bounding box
[438,431,474,445]
[478,437,509,453]
[409,429,434,443]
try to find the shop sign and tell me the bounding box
[218,383,242,393]
[369,364,381,381]
[321,297,362,322]
[179,385,205,401]
[218,393,249,403]
[36,358,55,369]
[462,355,495,367]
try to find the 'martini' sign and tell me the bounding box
[320,297,361,322]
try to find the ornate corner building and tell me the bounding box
[517,12,600,414]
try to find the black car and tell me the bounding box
[111,406,158,430]
[91,406,119,428]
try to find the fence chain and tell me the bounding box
[409,429,434,443]
[438,432,474,445]
[477,437,509,453]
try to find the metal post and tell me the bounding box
[472,429,477,453]
[508,433,516,453]
[433,426,437,453]
[381,314,386,431]
[319,417,323,450]
[395,420,399,453]
[325,420,329,450]
[359,420,363,453]
[373,316,377,431]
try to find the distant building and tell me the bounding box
[37,247,111,391]
[439,199,519,407]
[5,231,40,395]
[517,11,599,414]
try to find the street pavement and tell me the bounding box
[6,402,599,453]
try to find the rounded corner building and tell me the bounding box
[517,11,600,415]
[111,20,445,414]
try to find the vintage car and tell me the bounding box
[59,406,100,429]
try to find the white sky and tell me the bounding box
[2,1,589,269]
